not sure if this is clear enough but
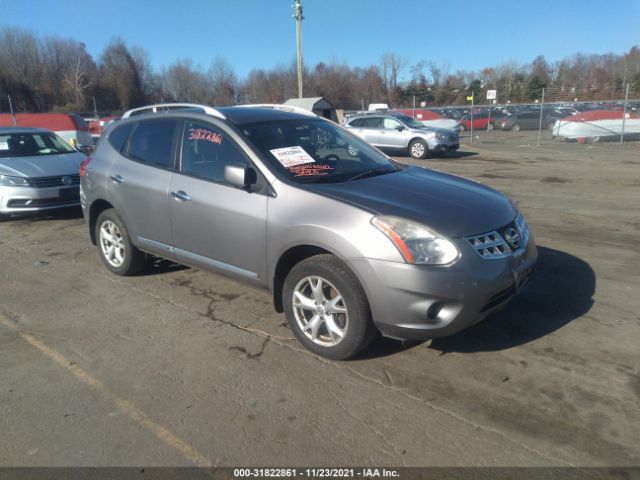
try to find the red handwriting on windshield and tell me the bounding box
[288,164,334,176]
[188,128,223,144]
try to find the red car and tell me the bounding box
[458,111,506,131]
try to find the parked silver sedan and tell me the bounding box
[344,113,459,159]
[0,127,85,217]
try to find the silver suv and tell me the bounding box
[344,113,459,159]
[80,103,536,360]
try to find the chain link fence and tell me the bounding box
[395,82,640,149]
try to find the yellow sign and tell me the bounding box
[466,96,473,101]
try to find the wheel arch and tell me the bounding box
[88,199,115,245]
[271,242,374,314]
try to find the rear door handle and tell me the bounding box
[110,174,124,184]
[171,190,191,202]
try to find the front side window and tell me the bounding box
[126,119,177,169]
[180,121,249,182]
[391,114,424,129]
[383,118,403,129]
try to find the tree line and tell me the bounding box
[1,26,638,114]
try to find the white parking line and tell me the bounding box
[0,313,212,467]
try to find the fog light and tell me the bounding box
[427,302,444,321]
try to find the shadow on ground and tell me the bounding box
[429,246,595,353]
[358,246,595,359]
[441,150,479,159]
[140,258,189,276]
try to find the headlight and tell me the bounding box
[0,175,30,187]
[436,133,447,141]
[372,215,460,265]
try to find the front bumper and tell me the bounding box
[350,234,537,340]
[427,137,460,152]
[433,143,460,153]
[0,185,80,214]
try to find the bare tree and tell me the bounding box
[208,56,238,105]
[380,53,407,90]
[62,43,96,109]
[160,59,212,103]
[98,39,145,110]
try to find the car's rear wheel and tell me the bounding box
[409,139,429,159]
[95,208,147,276]
[283,254,376,360]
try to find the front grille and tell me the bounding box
[466,215,530,260]
[28,174,80,188]
[465,230,512,259]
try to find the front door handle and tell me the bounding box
[171,190,191,202]
[110,174,124,184]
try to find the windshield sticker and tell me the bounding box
[188,128,223,144]
[0,142,8,150]
[288,164,334,176]
[270,146,315,167]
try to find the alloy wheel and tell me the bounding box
[292,276,348,347]
[411,142,425,158]
[99,220,126,268]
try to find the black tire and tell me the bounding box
[95,208,148,276]
[409,139,429,159]
[282,254,377,360]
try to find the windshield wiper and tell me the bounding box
[347,167,394,182]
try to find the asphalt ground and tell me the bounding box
[1,132,639,467]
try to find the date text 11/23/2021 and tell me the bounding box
[233,468,400,478]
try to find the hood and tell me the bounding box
[307,166,516,237]
[413,126,457,135]
[0,152,85,178]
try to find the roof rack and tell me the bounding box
[122,103,226,120]
[235,103,317,118]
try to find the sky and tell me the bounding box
[2,0,639,81]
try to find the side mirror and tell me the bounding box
[224,163,257,189]
[396,125,405,131]
[77,145,94,156]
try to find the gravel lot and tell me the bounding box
[1,134,639,467]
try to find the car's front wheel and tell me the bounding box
[95,208,148,276]
[283,254,376,360]
[409,139,429,159]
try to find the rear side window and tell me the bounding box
[108,123,134,152]
[362,117,382,128]
[180,121,249,183]
[349,118,364,127]
[126,119,178,169]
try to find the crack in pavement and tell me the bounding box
[329,388,406,466]
[229,336,270,360]
[97,271,574,465]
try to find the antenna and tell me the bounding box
[292,0,304,99]
[8,95,17,126]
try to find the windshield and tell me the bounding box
[241,119,400,183]
[392,114,425,129]
[0,132,76,158]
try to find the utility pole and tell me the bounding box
[292,0,304,98]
